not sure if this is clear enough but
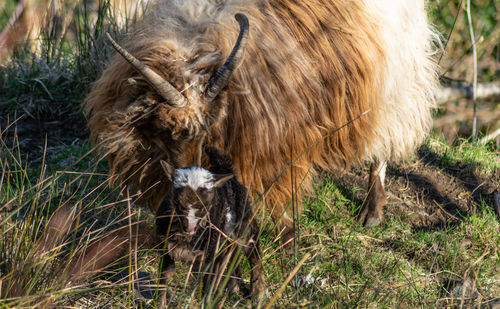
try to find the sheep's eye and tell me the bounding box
[198,188,207,194]
[197,188,212,198]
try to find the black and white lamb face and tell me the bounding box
[161,161,233,235]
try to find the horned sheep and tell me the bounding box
[85,0,440,238]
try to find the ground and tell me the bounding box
[339,148,499,231]
[4,113,498,226]
[0,113,499,308]
[1,0,499,306]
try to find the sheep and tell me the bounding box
[155,146,265,305]
[84,0,440,240]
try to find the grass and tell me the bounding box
[0,123,155,307]
[1,0,499,308]
[0,0,121,123]
[289,174,499,308]
[424,136,500,176]
[3,122,497,308]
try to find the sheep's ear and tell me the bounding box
[213,174,233,187]
[160,160,175,182]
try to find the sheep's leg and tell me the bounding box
[200,236,227,305]
[245,230,266,303]
[358,160,387,227]
[158,253,175,308]
[201,259,222,305]
[271,207,294,247]
[68,223,153,281]
[226,264,241,295]
[201,243,242,305]
[265,159,311,247]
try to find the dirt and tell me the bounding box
[338,148,499,230]
[0,114,87,163]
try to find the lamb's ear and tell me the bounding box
[160,160,175,182]
[195,133,206,167]
[213,174,234,187]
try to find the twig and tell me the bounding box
[437,0,464,65]
[477,128,500,145]
[494,191,500,221]
[436,82,500,103]
[264,253,311,309]
[465,0,478,140]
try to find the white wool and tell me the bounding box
[146,0,441,164]
[363,0,440,162]
[224,206,235,235]
[187,206,200,233]
[173,167,214,189]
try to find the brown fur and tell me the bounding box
[358,161,387,227]
[84,0,437,228]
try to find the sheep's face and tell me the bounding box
[105,14,249,141]
[161,161,233,235]
[173,167,216,235]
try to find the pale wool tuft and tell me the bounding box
[224,206,235,235]
[186,206,200,233]
[174,167,214,190]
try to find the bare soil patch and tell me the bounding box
[0,114,87,163]
[337,149,499,230]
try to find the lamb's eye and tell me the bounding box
[177,205,188,214]
[197,188,209,198]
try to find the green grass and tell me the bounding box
[282,171,499,307]
[0,0,121,123]
[0,57,83,119]
[0,125,155,307]
[430,0,500,81]
[424,136,500,175]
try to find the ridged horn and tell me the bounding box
[205,13,249,101]
[106,33,187,108]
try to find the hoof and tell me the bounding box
[279,225,296,254]
[359,170,386,227]
[157,288,176,309]
[251,288,268,308]
[359,160,387,227]
[358,205,383,227]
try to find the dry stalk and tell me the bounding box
[465,0,478,140]
[263,253,311,309]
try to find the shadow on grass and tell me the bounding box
[417,146,498,216]
[333,144,498,233]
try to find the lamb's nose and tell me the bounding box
[187,217,198,234]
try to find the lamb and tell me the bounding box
[155,146,265,305]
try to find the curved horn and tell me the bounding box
[205,13,249,101]
[106,33,187,108]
